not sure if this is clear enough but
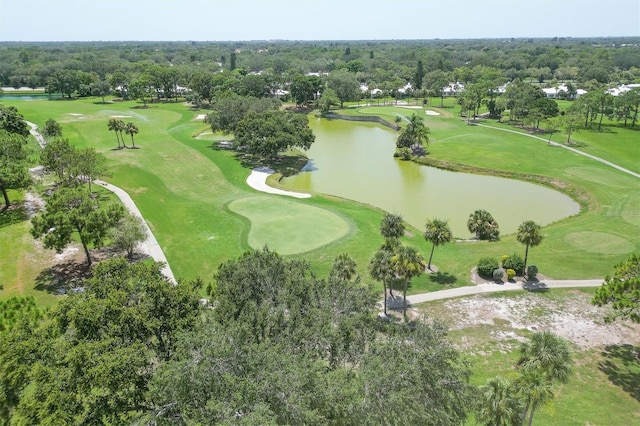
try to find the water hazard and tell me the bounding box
[282,117,580,238]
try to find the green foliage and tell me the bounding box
[527,265,539,279]
[42,118,62,139]
[30,184,124,265]
[477,376,523,426]
[0,297,43,332]
[478,257,500,278]
[234,110,315,158]
[396,113,430,151]
[395,146,412,159]
[0,105,29,137]
[501,254,509,266]
[517,220,543,275]
[0,259,203,424]
[0,129,31,210]
[380,212,404,240]
[592,253,640,323]
[424,217,453,269]
[111,214,147,259]
[149,249,473,424]
[317,88,339,114]
[493,268,504,282]
[467,209,500,241]
[506,269,516,280]
[503,253,525,276]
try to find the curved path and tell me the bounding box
[27,122,176,283]
[475,123,640,179]
[392,278,604,307]
[246,167,311,198]
[95,180,176,283]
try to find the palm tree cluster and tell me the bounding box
[478,331,573,426]
[467,209,500,241]
[107,119,139,149]
[369,213,426,321]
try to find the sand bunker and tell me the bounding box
[246,167,311,199]
[196,114,207,120]
[110,115,131,118]
[425,110,441,116]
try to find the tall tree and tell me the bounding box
[234,110,315,158]
[413,59,425,90]
[477,377,523,426]
[516,331,572,426]
[369,245,396,316]
[326,69,360,108]
[516,220,543,276]
[391,244,426,321]
[90,80,111,103]
[592,253,640,323]
[42,118,62,140]
[40,138,75,182]
[124,122,139,148]
[0,105,29,137]
[380,212,405,241]
[30,184,124,265]
[111,214,147,259]
[423,218,453,271]
[0,130,31,211]
[107,118,122,149]
[467,209,500,241]
[396,113,430,153]
[71,147,107,192]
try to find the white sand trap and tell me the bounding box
[68,113,83,116]
[196,114,207,120]
[246,167,311,199]
[398,106,424,109]
[110,115,132,118]
[425,110,441,116]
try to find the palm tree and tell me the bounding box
[107,119,122,149]
[515,369,554,426]
[517,331,573,384]
[516,220,543,276]
[330,253,357,282]
[477,376,523,426]
[423,218,452,271]
[391,244,426,322]
[467,209,500,241]
[380,213,405,241]
[115,119,127,148]
[124,122,139,148]
[396,113,430,150]
[516,331,572,426]
[369,246,395,316]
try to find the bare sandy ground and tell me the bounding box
[246,167,311,199]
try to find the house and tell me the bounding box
[542,84,586,99]
[442,82,465,96]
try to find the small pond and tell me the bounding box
[282,117,580,238]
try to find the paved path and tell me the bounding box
[385,278,604,308]
[26,121,177,283]
[475,123,640,179]
[95,180,176,283]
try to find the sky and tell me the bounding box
[0,0,638,41]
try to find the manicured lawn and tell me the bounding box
[1,95,638,302]
[228,195,352,255]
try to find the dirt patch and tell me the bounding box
[428,290,640,351]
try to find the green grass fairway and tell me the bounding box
[228,195,352,255]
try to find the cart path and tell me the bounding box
[475,123,640,179]
[27,121,176,283]
[384,278,604,308]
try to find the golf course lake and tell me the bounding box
[282,116,580,238]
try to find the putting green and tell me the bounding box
[564,231,634,254]
[228,195,351,255]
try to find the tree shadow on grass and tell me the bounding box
[0,204,28,229]
[428,271,457,285]
[208,143,309,177]
[599,344,640,402]
[34,261,91,295]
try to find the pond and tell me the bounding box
[282,117,580,238]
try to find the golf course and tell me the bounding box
[1,95,639,306]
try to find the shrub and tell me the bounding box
[395,147,413,160]
[492,268,504,282]
[477,257,499,278]
[501,255,509,266]
[506,269,516,280]
[527,265,539,279]
[503,254,524,275]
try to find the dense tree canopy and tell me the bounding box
[0,130,31,210]
[592,253,640,323]
[234,109,315,158]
